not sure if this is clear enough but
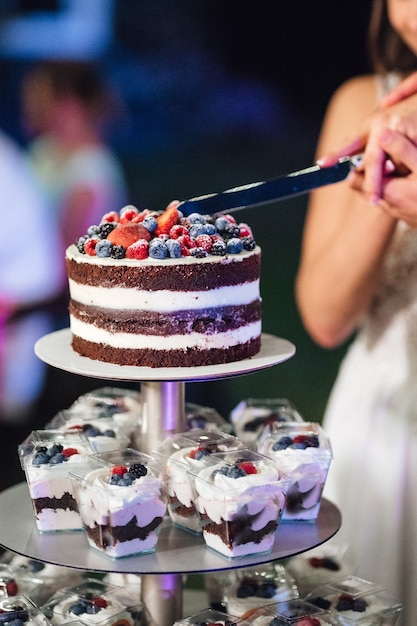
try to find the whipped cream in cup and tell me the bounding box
[64,386,142,432]
[257,422,333,522]
[306,576,402,626]
[230,398,304,446]
[0,594,52,626]
[155,429,243,534]
[46,410,131,454]
[189,448,289,558]
[241,599,335,625]
[41,578,142,626]
[69,448,166,558]
[20,430,94,533]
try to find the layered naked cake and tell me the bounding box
[66,202,261,368]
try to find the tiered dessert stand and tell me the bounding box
[0,329,341,626]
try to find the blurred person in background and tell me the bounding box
[21,59,128,266]
[296,0,417,622]
[0,128,62,490]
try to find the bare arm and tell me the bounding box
[295,76,397,348]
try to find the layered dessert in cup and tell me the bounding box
[20,430,94,532]
[285,542,355,597]
[184,403,232,434]
[189,449,289,558]
[69,448,166,558]
[46,411,131,454]
[64,387,142,434]
[0,553,84,606]
[241,599,335,626]
[0,594,52,626]
[230,398,304,446]
[156,429,243,533]
[256,422,332,522]
[223,564,299,617]
[173,607,250,626]
[306,576,402,626]
[41,578,142,626]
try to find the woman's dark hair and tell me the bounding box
[28,60,112,118]
[368,0,417,74]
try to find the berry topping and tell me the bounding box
[272,434,319,451]
[111,465,128,477]
[107,222,152,247]
[61,447,79,458]
[308,556,340,571]
[32,443,77,465]
[189,446,212,460]
[76,202,257,261]
[155,202,180,236]
[238,461,257,474]
[4,579,18,596]
[336,593,368,612]
[109,462,148,485]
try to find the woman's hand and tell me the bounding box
[349,127,417,227]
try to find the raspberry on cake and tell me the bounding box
[66,202,262,368]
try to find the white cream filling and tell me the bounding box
[70,317,261,350]
[68,279,260,311]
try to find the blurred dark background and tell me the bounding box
[0,0,372,428]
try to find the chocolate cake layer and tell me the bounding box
[69,301,261,336]
[33,492,78,513]
[85,515,163,548]
[66,253,261,291]
[72,336,261,367]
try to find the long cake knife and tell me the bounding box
[179,154,362,216]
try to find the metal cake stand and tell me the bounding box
[0,330,341,625]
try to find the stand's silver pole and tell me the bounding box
[137,380,185,625]
[135,381,185,454]
[142,574,183,626]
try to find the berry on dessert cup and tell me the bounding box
[41,578,142,626]
[305,575,402,626]
[0,594,52,626]
[19,430,94,533]
[155,429,243,534]
[189,449,289,558]
[241,598,335,625]
[256,422,333,522]
[230,397,304,446]
[69,448,166,558]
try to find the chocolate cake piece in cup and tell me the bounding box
[69,448,166,558]
[189,448,289,558]
[257,422,332,522]
[155,429,243,534]
[19,430,94,533]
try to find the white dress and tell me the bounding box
[322,162,417,622]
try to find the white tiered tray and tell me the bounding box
[0,482,341,574]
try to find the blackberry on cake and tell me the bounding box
[66,201,262,367]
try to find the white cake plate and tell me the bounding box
[35,329,295,382]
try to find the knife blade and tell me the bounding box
[179,154,362,216]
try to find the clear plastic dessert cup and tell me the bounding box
[0,553,84,606]
[66,386,142,432]
[155,429,243,534]
[189,448,289,558]
[184,402,232,433]
[306,576,402,625]
[230,398,304,446]
[241,598,335,625]
[20,429,94,533]
[223,563,299,617]
[285,542,355,597]
[256,422,333,522]
[41,578,142,626]
[173,607,250,626]
[46,410,131,454]
[0,594,52,626]
[69,448,166,559]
